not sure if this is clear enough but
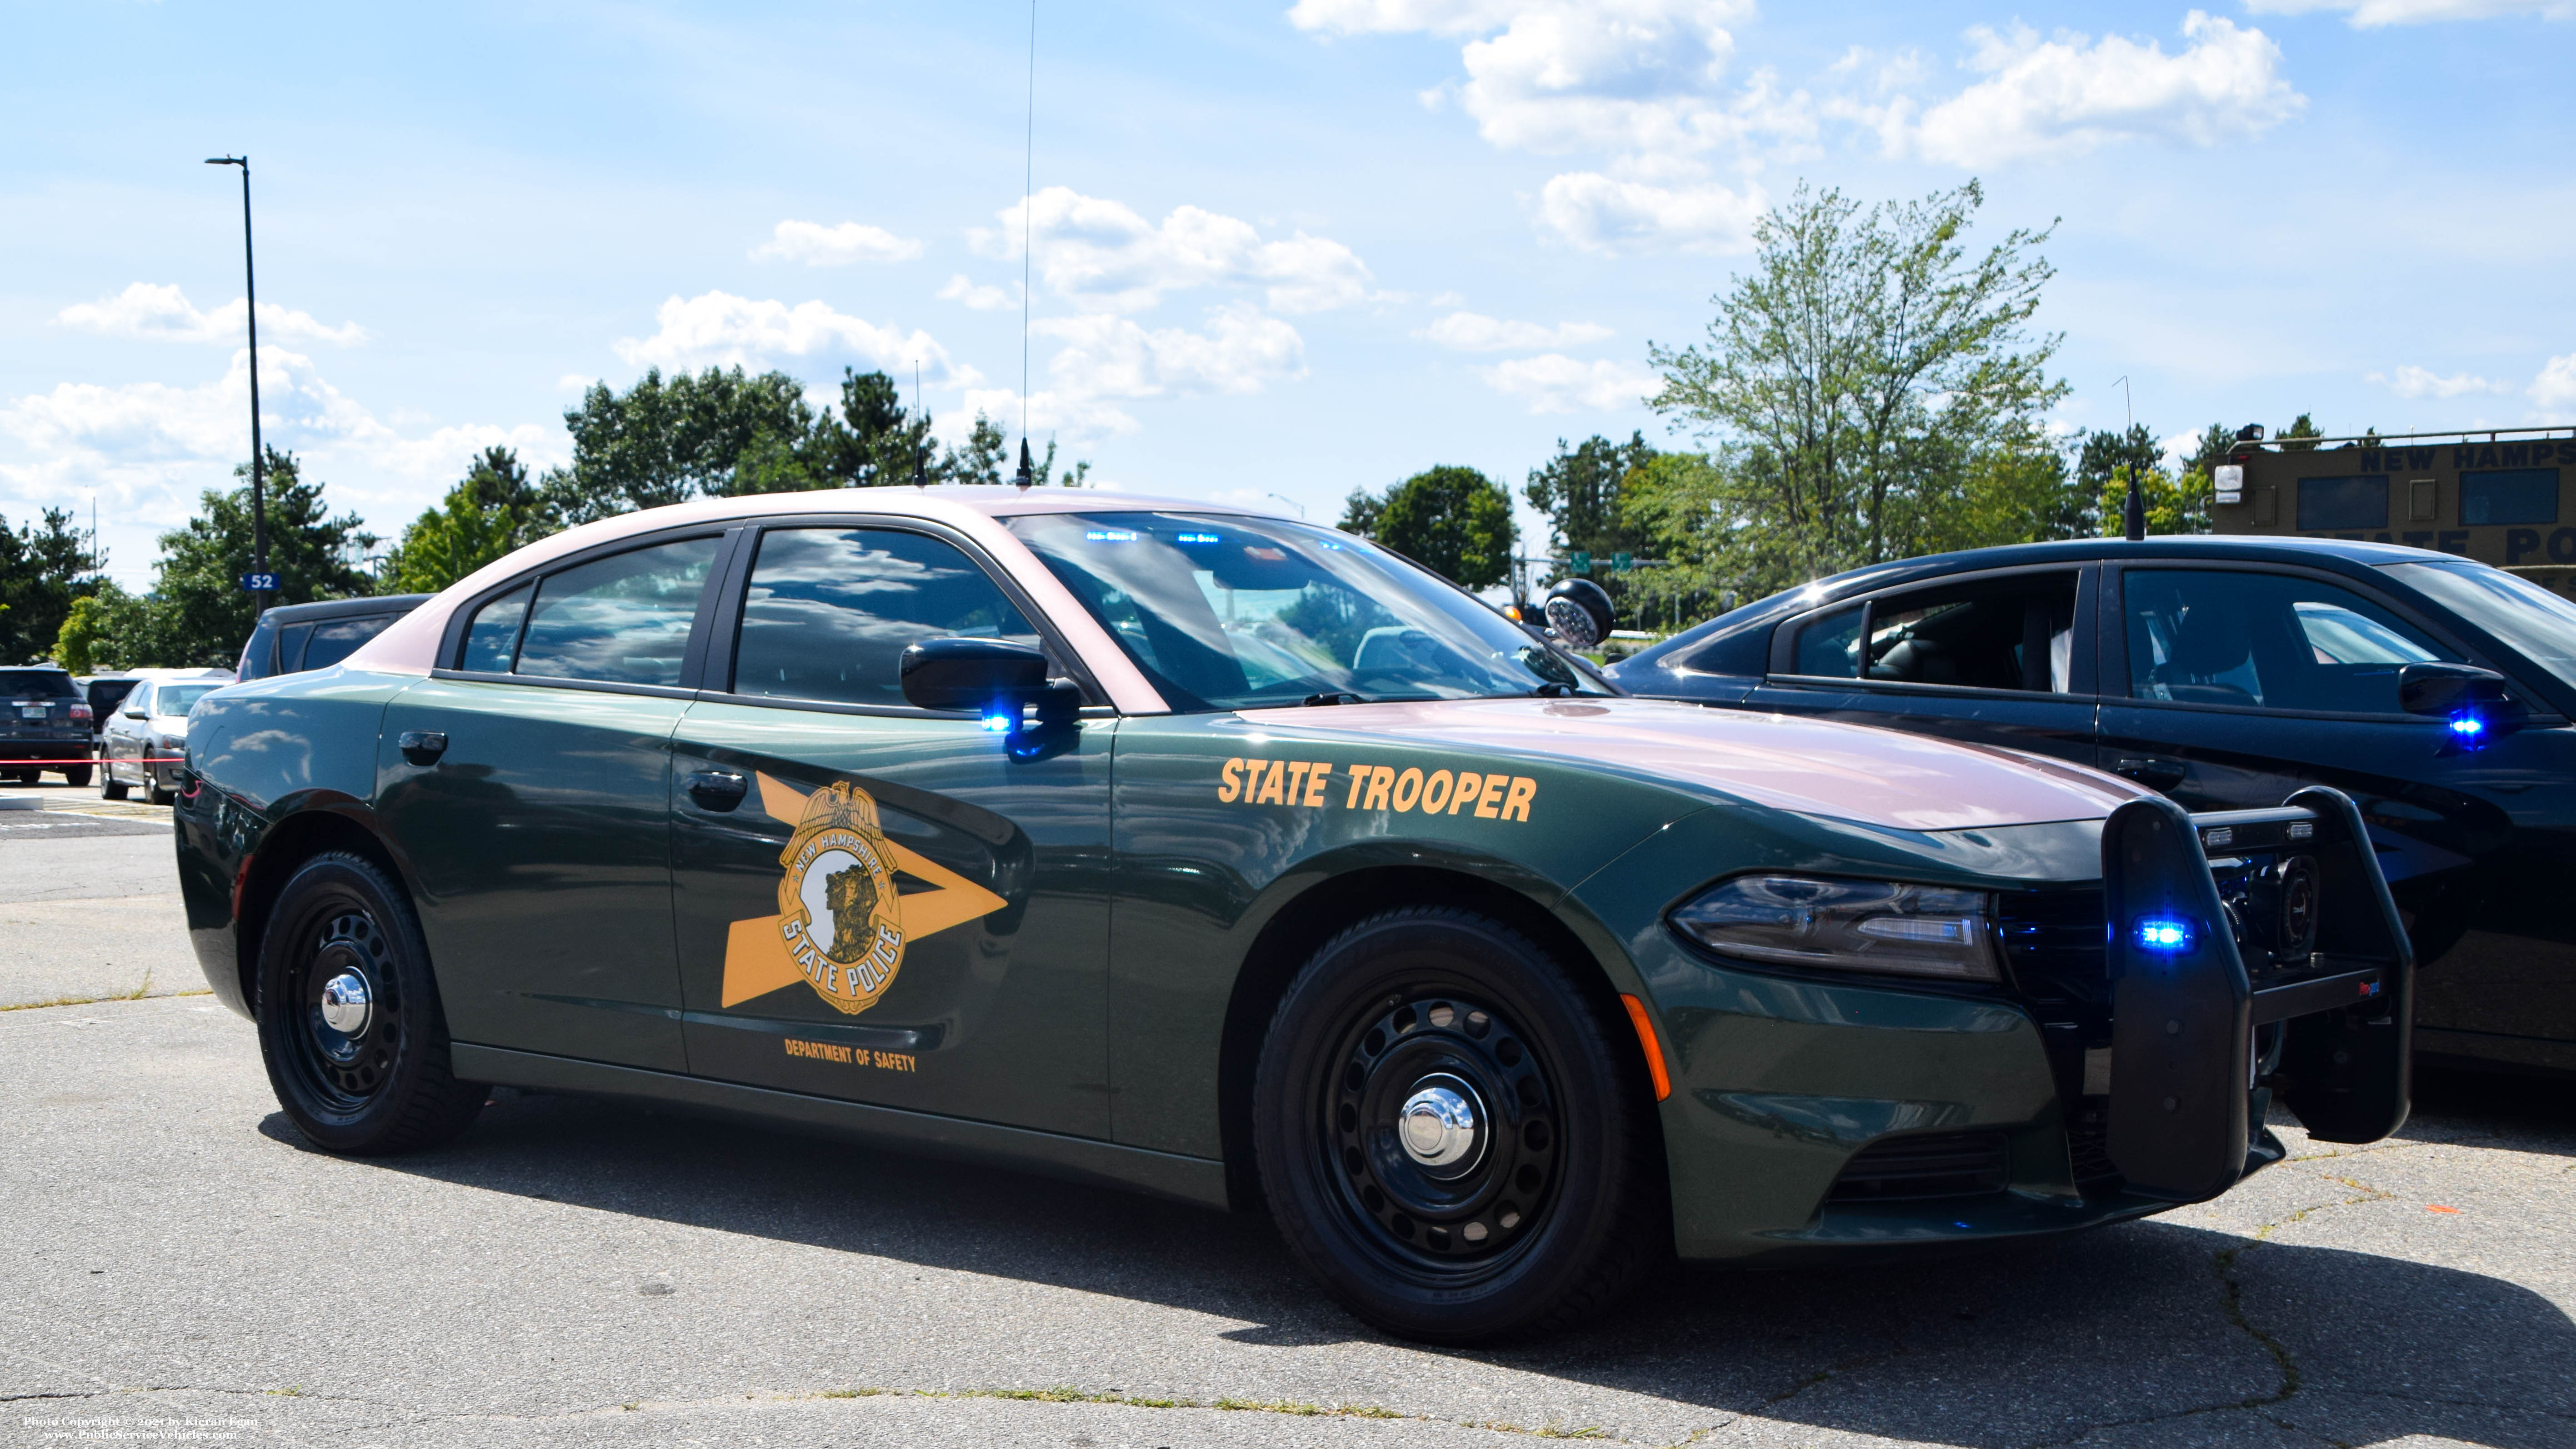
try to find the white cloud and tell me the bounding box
[937,275,1018,311]
[1036,304,1306,400]
[1476,353,1658,413]
[2531,354,2576,416]
[2246,0,2573,25]
[1539,172,1763,253]
[750,219,924,266]
[1419,311,1612,351]
[2367,365,2512,399]
[1884,13,2303,166]
[612,291,969,383]
[974,187,1373,314]
[58,282,366,346]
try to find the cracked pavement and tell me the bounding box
[3,846,2571,1448]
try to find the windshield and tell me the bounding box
[1004,511,1606,711]
[154,684,220,715]
[2381,560,2576,696]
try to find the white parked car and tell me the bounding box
[100,673,230,804]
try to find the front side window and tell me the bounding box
[492,536,720,686]
[2124,569,2455,714]
[1863,573,2079,692]
[731,528,1041,708]
[1005,512,1601,711]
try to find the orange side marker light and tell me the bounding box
[1619,993,1671,1102]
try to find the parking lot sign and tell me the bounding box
[239,571,280,592]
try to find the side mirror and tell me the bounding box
[900,638,1050,711]
[2400,661,2527,744]
[121,706,147,720]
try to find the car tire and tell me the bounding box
[5,768,33,785]
[61,764,91,788]
[1252,905,1668,1344]
[100,774,128,800]
[255,852,485,1155]
[147,782,175,806]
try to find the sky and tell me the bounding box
[5,0,2573,591]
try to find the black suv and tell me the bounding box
[236,595,431,681]
[0,665,93,786]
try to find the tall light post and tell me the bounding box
[205,155,270,613]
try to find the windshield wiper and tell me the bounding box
[1301,691,1364,706]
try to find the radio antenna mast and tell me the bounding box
[1014,0,1038,488]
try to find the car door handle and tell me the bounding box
[2111,755,2187,788]
[686,769,749,812]
[397,730,447,766]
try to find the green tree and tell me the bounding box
[50,583,158,674]
[948,413,1010,485]
[1647,180,2067,590]
[1337,487,1385,538]
[2276,412,2323,452]
[151,448,378,666]
[385,447,552,595]
[2095,463,2215,538]
[0,506,100,664]
[1523,433,1656,561]
[806,369,943,487]
[1373,465,1514,590]
[541,366,822,522]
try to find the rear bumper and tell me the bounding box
[0,738,90,762]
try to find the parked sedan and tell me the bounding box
[1612,535,2576,1077]
[102,674,229,803]
[178,494,2411,1341]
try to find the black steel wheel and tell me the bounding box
[1254,906,1667,1343]
[256,852,484,1154]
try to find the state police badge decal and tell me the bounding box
[777,780,907,1014]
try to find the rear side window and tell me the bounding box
[1784,604,1863,679]
[515,538,720,685]
[731,528,1040,708]
[276,622,316,674]
[0,670,78,699]
[461,585,531,674]
[1864,573,2079,692]
[2124,569,2456,714]
[301,615,394,672]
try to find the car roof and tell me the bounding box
[256,594,435,625]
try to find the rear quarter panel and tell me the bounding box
[177,668,414,1015]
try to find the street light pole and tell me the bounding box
[205,155,269,613]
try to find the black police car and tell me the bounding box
[1611,536,2576,1077]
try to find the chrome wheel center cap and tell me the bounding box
[1398,1077,1482,1173]
[318,971,373,1036]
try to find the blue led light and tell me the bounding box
[980,710,1015,734]
[1082,529,1140,542]
[2449,712,2486,737]
[1174,532,1220,544]
[2133,916,2196,952]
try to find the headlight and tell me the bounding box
[1668,874,1999,982]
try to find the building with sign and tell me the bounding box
[2214,427,2576,593]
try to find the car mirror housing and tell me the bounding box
[900,638,1051,712]
[2399,661,2527,745]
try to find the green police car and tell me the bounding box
[175,491,2414,1342]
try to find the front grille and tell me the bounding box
[1826,1131,2010,1202]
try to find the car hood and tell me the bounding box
[1233,696,2146,832]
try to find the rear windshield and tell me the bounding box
[0,670,78,699]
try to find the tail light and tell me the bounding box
[69,703,91,721]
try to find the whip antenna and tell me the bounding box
[1014,0,1037,488]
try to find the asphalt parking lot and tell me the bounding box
[2,810,2570,1449]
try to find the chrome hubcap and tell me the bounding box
[318,971,373,1037]
[1398,1077,1483,1175]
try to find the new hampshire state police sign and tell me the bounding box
[718,774,1006,1014]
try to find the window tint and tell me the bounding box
[515,537,720,685]
[0,670,79,699]
[461,584,533,674]
[1786,604,1864,678]
[2124,569,2455,714]
[1864,573,2078,692]
[301,615,394,672]
[732,528,1040,708]
[2297,476,2389,532]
